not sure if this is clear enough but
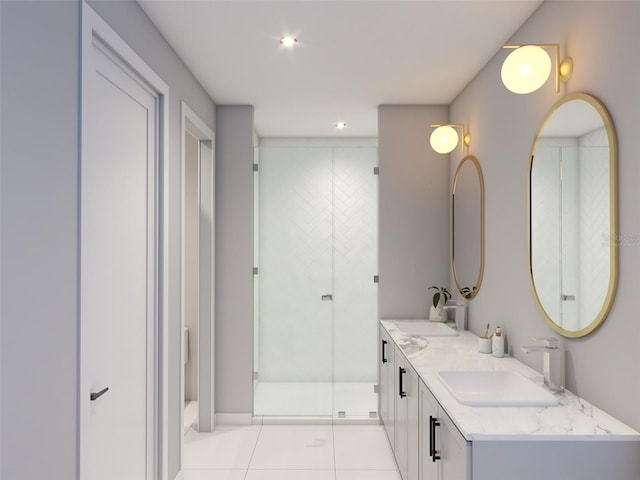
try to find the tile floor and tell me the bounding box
[183,424,400,480]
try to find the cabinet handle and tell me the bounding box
[430,415,441,462]
[398,367,407,398]
[382,340,388,363]
[429,415,434,458]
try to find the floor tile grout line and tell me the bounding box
[242,422,264,480]
[331,423,338,479]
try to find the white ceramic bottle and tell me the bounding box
[492,326,505,358]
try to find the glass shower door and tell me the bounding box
[254,144,378,418]
[332,147,378,418]
[255,146,334,416]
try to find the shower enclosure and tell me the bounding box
[253,141,378,419]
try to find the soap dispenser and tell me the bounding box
[492,326,505,358]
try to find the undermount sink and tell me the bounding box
[391,320,458,337]
[437,370,559,407]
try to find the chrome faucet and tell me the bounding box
[521,338,565,392]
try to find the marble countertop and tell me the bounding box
[381,319,640,442]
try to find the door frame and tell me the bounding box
[79,3,170,479]
[179,102,215,467]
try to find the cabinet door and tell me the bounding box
[395,348,408,480]
[406,361,420,480]
[379,327,395,449]
[420,380,471,480]
[395,347,419,480]
[419,381,439,480]
[437,410,471,480]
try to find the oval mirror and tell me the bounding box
[452,155,485,299]
[529,93,618,337]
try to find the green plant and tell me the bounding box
[460,286,477,298]
[429,286,451,308]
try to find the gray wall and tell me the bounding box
[449,1,640,430]
[215,106,255,415]
[0,1,216,479]
[378,106,451,319]
[1,2,80,479]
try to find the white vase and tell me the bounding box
[429,303,446,322]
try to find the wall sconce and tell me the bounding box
[430,124,471,154]
[501,44,573,94]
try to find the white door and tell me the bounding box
[80,30,158,480]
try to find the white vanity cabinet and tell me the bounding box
[419,380,471,480]
[379,327,395,449]
[380,320,640,480]
[395,347,419,480]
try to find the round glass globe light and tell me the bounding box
[430,126,459,154]
[501,45,552,94]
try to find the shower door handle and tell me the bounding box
[321,294,333,301]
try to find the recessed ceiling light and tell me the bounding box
[280,36,297,47]
[336,122,347,129]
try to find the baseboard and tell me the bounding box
[252,415,264,425]
[215,412,253,425]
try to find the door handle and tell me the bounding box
[90,387,109,401]
[321,294,333,301]
[398,367,407,398]
[381,339,388,363]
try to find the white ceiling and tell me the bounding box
[138,0,543,138]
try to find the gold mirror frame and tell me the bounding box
[452,155,485,299]
[528,92,619,338]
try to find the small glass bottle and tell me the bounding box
[492,326,505,358]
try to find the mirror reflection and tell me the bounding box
[452,155,484,299]
[529,93,618,337]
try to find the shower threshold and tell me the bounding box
[252,415,380,426]
[253,381,379,423]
